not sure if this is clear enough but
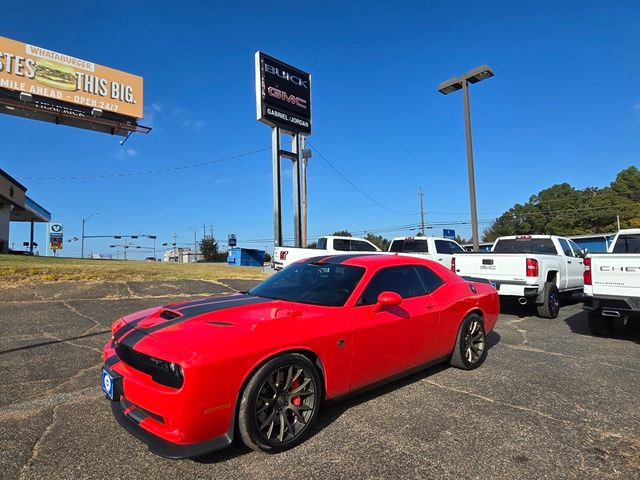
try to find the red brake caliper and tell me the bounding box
[291,379,302,407]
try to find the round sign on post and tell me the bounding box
[228,234,237,247]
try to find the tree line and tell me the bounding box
[481,165,640,242]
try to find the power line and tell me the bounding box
[306,141,418,216]
[21,147,271,180]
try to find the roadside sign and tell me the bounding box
[49,222,63,249]
[255,52,311,134]
[228,233,237,247]
[443,229,456,239]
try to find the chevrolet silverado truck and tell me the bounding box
[452,235,585,318]
[583,228,640,336]
[388,236,466,269]
[272,236,381,270]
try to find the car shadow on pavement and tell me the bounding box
[194,329,502,464]
[499,292,581,319]
[563,309,640,344]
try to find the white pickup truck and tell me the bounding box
[272,236,381,271]
[452,235,585,318]
[388,236,466,269]
[583,228,640,336]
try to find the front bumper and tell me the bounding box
[110,396,232,459]
[102,338,237,459]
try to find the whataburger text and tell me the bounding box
[0,36,143,118]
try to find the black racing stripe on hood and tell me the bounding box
[118,295,272,349]
[171,295,241,311]
[113,314,149,342]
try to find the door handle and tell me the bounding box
[579,261,583,265]
[437,258,443,261]
[424,304,434,309]
[567,261,572,264]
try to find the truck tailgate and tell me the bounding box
[590,254,640,296]
[454,254,528,283]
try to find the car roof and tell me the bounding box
[303,252,439,269]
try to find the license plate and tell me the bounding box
[101,368,114,400]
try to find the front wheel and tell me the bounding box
[537,282,560,319]
[450,313,487,370]
[238,353,321,452]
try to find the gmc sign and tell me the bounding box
[255,52,312,134]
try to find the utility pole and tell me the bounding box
[173,232,178,262]
[123,238,127,261]
[418,187,425,236]
[617,215,621,231]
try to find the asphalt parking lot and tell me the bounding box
[1,281,639,480]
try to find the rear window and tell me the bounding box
[493,238,558,254]
[389,239,428,253]
[317,238,327,249]
[351,240,377,252]
[612,234,640,253]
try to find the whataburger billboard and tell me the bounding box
[255,52,311,134]
[0,36,143,119]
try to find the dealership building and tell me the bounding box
[0,169,51,253]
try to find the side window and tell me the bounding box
[389,240,404,252]
[568,240,584,258]
[351,240,377,252]
[558,238,573,257]
[317,238,327,250]
[359,266,426,305]
[447,241,465,253]
[333,239,350,251]
[415,266,445,294]
[435,240,451,254]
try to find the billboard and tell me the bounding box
[0,36,143,118]
[255,52,311,134]
[443,229,456,240]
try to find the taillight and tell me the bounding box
[584,257,592,285]
[526,258,538,277]
[451,256,456,273]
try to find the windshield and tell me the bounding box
[493,238,558,254]
[612,234,640,253]
[249,263,365,306]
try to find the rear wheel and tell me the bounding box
[450,313,487,370]
[238,353,321,452]
[537,282,560,319]
[588,311,614,336]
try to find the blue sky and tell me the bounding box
[2,1,639,258]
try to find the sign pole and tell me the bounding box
[272,127,283,247]
[292,133,302,248]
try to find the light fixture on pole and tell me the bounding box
[437,65,493,252]
[81,212,99,259]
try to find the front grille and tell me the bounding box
[115,341,183,389]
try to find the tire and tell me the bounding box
[238,353,321,452]
[537,282,560,319]
[588,311,614,336]
[450,313,488,370]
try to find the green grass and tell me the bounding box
[0,255,268,285]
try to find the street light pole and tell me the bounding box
[461,80,479,252]
[437,65,493,252]
[80,212,99,259]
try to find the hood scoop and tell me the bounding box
[160,310,181,320]
[206,321,235,326]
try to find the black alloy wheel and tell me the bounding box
[450,313,488,370]
[238,353,321,452]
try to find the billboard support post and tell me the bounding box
[257,52,310,250]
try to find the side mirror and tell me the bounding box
[372,291,402,313]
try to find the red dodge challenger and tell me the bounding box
[102,254,498,458]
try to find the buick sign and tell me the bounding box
[255,52,312,134]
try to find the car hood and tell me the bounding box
[117,293,329,355]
